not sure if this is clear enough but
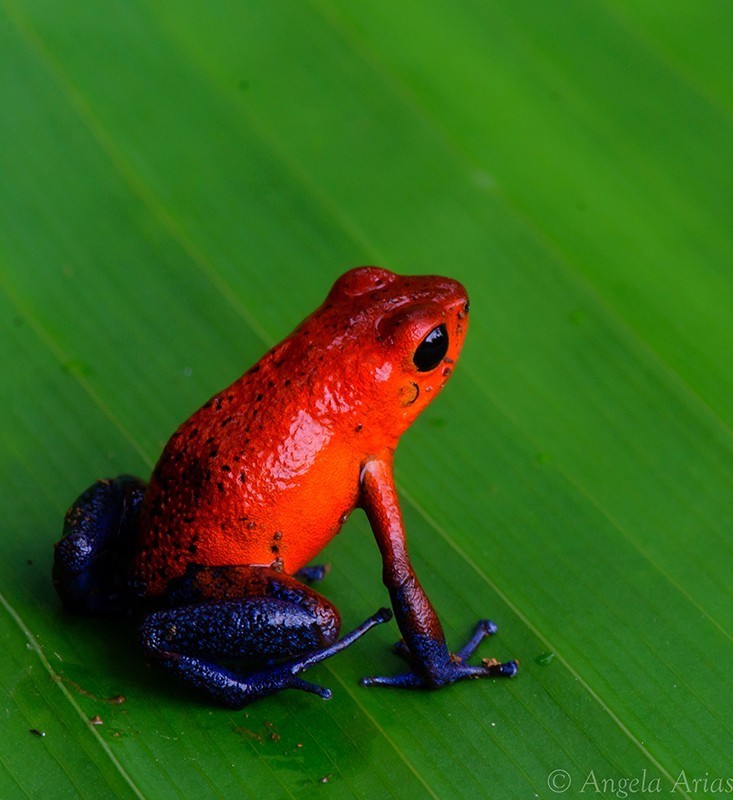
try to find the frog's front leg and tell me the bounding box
[139,566,391,708]
[358,457,518,689]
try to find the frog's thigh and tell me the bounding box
[140,566,341,661]
[53,475,146,615]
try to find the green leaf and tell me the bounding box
[1,1,732,797]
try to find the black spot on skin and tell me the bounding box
[216,482,225,493]
[239,472,247,484]
[355,423,363,433]
[255,393,263,402]
[221,465,231,472]
[270,545,279,554]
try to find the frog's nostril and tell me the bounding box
[456,299,470,320]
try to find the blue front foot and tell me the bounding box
[360,658,518,689]
[361,618,518,689]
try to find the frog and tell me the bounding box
[53,266,517,708]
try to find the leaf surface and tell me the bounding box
[1,1,731,797]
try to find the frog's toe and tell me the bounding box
[485,658,519,678]
[290,677,332,699]
[360,671,426,689]
[454,618,499,661]
[392,638,411,658]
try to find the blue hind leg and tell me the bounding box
[140,598,391,708]
[139,565,392,708]
[53,475,146,616]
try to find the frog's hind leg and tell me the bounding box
[139,566,391,708]
[53,475,146,616]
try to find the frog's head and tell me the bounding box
[325,266,469,435]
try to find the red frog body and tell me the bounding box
[54,267,517,708]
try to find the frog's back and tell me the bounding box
[133,345,364,597]
[132,266,467,597]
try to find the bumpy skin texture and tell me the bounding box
[135,268,469,593]
[53,267,517,708]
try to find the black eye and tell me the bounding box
[413,324,448,372]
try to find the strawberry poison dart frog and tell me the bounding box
[53,267,517,707]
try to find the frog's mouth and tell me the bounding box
[399,382,419,406]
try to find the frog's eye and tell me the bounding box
[413,324,448,372]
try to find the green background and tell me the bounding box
[1,1,732,798]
